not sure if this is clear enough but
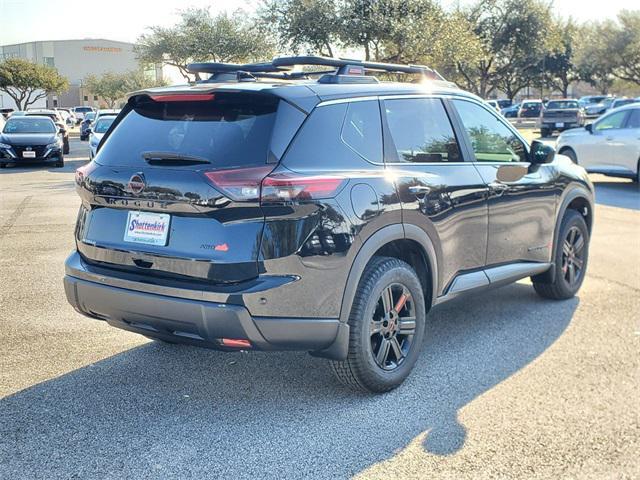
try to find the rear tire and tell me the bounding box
[330,256,427,393]
[533,210,589,300]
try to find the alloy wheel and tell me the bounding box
[562,226,586,286]
[370,283,416,371]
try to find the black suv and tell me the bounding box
[64,57,594,392]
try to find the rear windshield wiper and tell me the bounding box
[142,151,211,165]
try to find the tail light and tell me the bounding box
[204,167,346,203]
[204,165,275,201]
[261,173,345,202]
[75,161,98,186]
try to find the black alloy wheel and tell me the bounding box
[370,283,416,371]
[561,225,586,287]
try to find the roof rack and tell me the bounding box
[186,56,446,84]
[272,56,445,84]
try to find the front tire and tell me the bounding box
[533,210,589,300]
[54,155,64,168]
[330,256,427,393]
[63,138,70,155]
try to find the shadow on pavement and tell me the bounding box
[0,283,578,479]
[592,179,640,211]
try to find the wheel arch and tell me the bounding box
[338,224,439,325]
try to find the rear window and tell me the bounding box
[546,100,578,109]
[96,94,280,168]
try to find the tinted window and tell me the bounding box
[97,94,278,168]
[341,100,382,162]
[3,117,55,134]
[594,111,628,131]
[384,98,461,163]
[546,100,578,109]
[453,99,528,163]
[625,109,640,129]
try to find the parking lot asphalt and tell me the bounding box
[0,137,638,479]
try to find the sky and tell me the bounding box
[0,0,637,46]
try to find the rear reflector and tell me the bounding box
[261,173,346,202]
[221,338,251,348]
[150,93,215,102]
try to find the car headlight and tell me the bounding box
[0,142,11,149]
[46,142,62,150]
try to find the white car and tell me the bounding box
[88,115,116,159]
[556,104,640,182]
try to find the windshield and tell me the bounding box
[546,100,578,109]
[97,94,279,168]
[94,117,115,133]
[522,102,541,110]
[76,107,93,113]
[85,112,96,121]
[613,99,635,108]
[3,117,55,134]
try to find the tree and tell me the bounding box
[575,23,616,94]
[135,8,275,80]
[0,58,68,110]
[85,70,167,107]
[539,19,579,97]
[608,10,640,85]
[260,0,340,57]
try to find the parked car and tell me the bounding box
[584,97,615,118]
[578,95,608,109]
[496,99,512,109]
[518,100,543,118]
[55,108,77,126]
[88,115,116,159]
[25,109,69,154]
[557,103,640,182]
[607,98,638,111]
[486,100,501,111]
[72,106,95,123]
[540,99,584,137]
[0,115,64,168]
[80,112,96,141]
[501,103,520,118]
[65,56,594,393]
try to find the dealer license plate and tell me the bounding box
[123,211,170,246]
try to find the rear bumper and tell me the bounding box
[64,252,344,354]
[541,121,581,130]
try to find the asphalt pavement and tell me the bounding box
[0,137,638,479]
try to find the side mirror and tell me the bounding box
[530,139,555,164]
[58,127,66,134]
[86,128,92,134]
[585,123,593,134]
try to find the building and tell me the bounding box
[1,39,155,109]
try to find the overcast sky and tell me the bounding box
[0,0,636,46]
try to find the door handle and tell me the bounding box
[488,182,509,193]
[408,185,431,197]
[605,137,613,141]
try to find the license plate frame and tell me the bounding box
[123,211,171,246]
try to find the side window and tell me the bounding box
[341,100,382,163]
[594,111,628,131]
[626,108,640,129]
[384,98,462,163]
[453,99,527,163]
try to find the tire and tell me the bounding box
[63,138,70,155]
[55,156,64,168]
[560,147,577,164]
[634,160,639,183]
[0,163,6,169]
[330,256,427,393]
[533,210,589,300]
[540,128,550,138]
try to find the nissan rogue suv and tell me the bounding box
[64,57,594,393]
